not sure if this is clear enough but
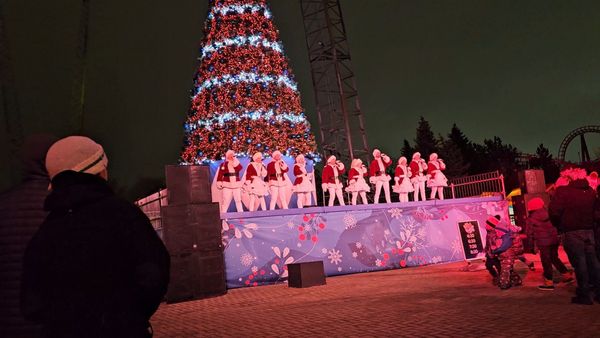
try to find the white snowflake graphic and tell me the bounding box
[251,266,258,273]
[328,249,343,265]
[375,259,382,267]
[451,238,464,257]
[355,242,362,249]
[431,256,442,264]
[343,213,357,229]
[240,253,254,267]
[352,251,358,258]
[387,208,403,219]
[287,221,295,229]
[321,248,328,254]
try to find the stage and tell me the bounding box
[221,196,507,288]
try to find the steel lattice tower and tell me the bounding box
[0,2,23,182]
[300,0,369,163]
[71,0,91,133]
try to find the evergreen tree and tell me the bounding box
[180,0,317,163]
[447,123,476,173]
[400,139,414,159]
[414,116,438,156]
[438,134,469,178]
[530,143,560,183]
[482,136,520,189]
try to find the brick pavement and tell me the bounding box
[151,253,600,337]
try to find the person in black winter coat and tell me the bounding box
[549,168,600,305]
[21,136,170,337]
[0,135,57,338]
[525,197,573,290]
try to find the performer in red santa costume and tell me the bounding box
[427,152,448,200]
[293,154,315,208]
[321,155,346,206]
[216,149,244,213]
[267,150,290,210]
[369,149,392,204]
[345,158,370,205]
[243,152,268,211]
[409,152,428,202]
[393,156,414,203]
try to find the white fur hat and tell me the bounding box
[351,158,362,168]
[272,150,282,159]
[296,154,305,163]
[327,155,336,164]
[372,149,381,157]
[225,149,235,160]
[252,152,262,161]
[398,156,407,165]
[429,153,438,161]
[412,152,421,160]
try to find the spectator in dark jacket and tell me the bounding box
[549,168,600,305]
[0,135,57,338]
[484,216,502,286]
[21,136,170,337]
[526,197,573,291]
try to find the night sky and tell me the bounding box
[1,0,599,198]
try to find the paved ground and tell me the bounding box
[152,252,600,337]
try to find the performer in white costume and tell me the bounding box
[369,149,392,204]
[292,154,315,208]
[393,156,414,203]
[345,158,370,205]
[267,151,290,210]
[321,155,346,206]
[409,152,428,202]
[427,153,448,200]
[243,152,268,211]
[215,149,244,213]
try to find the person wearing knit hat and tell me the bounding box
[45,136,108,181]
[488,215,524,290]
[21,135,169,336]
[526,196,574,290]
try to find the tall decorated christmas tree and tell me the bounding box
[181,0,318,164]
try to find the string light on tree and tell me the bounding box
[180,0,317,163]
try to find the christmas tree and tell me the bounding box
[181,0,318,164]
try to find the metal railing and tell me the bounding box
[134,189,168,238]
[448,171,505,199]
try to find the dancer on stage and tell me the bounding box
[346,158,370,205]
[409,152,428,201]
[427,153,448,200]
[293,154,315,208]
[243,152,268,211]
[369,149,392,204]
[267,151,290,210]
[393,156,414,203]
[322,155,346,206]
[216,149,244,213]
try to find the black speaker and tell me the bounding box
[518,170,546,194]
[165,165,212,205]
[161,204,221,255]
[167,251,226,303]
[288,261,326,288]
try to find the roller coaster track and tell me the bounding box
[557,125,600,163]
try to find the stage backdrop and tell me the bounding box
[221,196,507,288]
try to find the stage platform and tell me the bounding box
[221,196,507,288]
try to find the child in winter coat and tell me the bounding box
[526,197,574,290]
[487,215,523,290]
[484,216,502,286]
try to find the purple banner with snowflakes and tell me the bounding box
[221,196,508,288]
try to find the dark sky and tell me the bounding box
[1,0,599,198]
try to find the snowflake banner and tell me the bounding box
[222,197,508,288]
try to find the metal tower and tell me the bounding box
[300,0,369,163]
[71,0,91,133]
[0,2,24,182]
